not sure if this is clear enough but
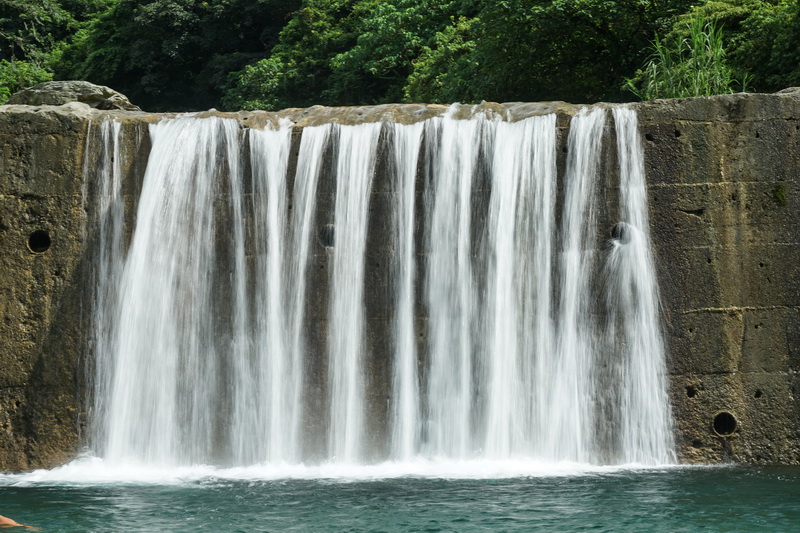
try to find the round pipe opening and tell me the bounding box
[712,411,737,437]
[611,222,631,244]
[319,224,334,248]
[28,229,52,254]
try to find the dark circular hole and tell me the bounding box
[707,258,712,264]
[754,389,763,399]
[686,385,698,398]
[645,133,655,142]
[713,411,737,437]
[611,222,632,244]
[691,439,703,448]
[319,224,334,248]
[755,131,760,138]
[28,229,51,253]
[674,130,682,138]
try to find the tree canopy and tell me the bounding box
[1,0,798,109]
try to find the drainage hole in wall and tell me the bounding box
[713,411,737,437]
[674,130,681,138]
[686,385,698,398]
[611,222,631,244]
[319,224,335,248]
[754,389,763,399]
[691,439,703,448]
[28,229,51,253]
[645,133,655,142]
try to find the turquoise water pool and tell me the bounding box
[2,464,799,532]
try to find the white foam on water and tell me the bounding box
[0,455,684,486]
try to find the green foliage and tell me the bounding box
[0,0,117,98]
[773,184,787,207]
[5,0,798,111]
[403,16,478,103]
[0,0,71,62]
[57,0,300,111]
[0,59,53,103]
[223,0,451,110]
[406,0,698,104]
[640,1,800,95]
[626,17,744,100]
[225,0,697,108]
[326,0,464,104]
[717,0,800,92]
[222,56,285,111]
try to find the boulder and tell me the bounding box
[7,80,140,111]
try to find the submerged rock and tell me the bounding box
[7,80,141,111]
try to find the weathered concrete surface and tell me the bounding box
[0,91,799,470]
[637,92,800,464]
[0,103,93,471]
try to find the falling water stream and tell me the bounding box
[83,104,674,471]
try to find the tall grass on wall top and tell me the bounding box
[627,17,750,100]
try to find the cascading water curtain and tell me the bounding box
[102,117,243,465]
[606,107,675,464]
[327,122,383,463]
[86,105,674,469]
[389,121,424,461]
[82,117,125,454]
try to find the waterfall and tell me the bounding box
[83,118,125,453]
[85,105,675,469]
[482,114,557,458]
[389,121,424,460]
[100,117,240,465]
[607,107,675,464]
[328,122,383,462]
[549,108,607,462]
[285,124,333,461]
[231,122,293,463]
[424,110,483,459]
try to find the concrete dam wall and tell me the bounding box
[0,91,798,472]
